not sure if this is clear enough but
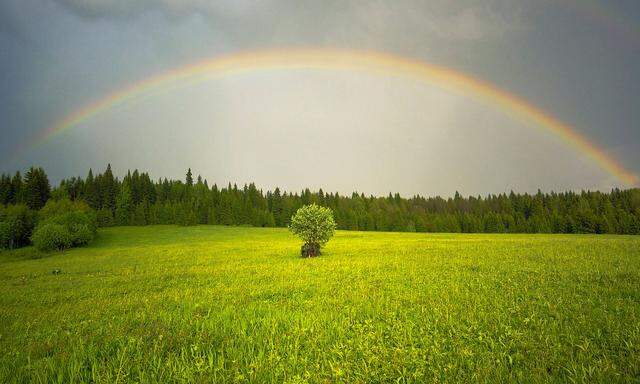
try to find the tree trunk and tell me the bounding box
[301,243,321,257]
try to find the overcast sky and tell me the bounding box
[1,0,638,197]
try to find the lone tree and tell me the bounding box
[289,204,336,257]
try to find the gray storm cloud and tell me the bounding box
[51,0,527,45]
[1,0,638,195]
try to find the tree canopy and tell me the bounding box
[1,165,640,235]
[289,204,337,256]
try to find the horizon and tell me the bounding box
[3,163,638,201]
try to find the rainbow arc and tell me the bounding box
[13,49,638,186]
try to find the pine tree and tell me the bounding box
[186,168,193,187]
[23,167,50,210]
[0,174,11,204]
[207,206,217,224]
[130,169,142,204]
[115,182,133,225]
[217,194,234,225]
[270,187,285,226]
[97,208,114,227]
[133,203,147,226]
[10,171,23,204]
[101,164,117,213]
[84,169,99,209]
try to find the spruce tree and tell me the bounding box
[23,167,50,210]
[186,168,193,187]
[84,169,99,209]
[101,164,117,213]
[115,182,133,225]
[0,174,11,205]
[10,171,23,204]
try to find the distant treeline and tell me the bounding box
[1,165,640,234]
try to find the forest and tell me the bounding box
[1,164,640,236]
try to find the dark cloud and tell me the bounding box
[0,2,29,43]
[51,0,156,19]
[1,0,638,193]
[51,0,528,44]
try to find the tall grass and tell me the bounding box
[1,226,639,383]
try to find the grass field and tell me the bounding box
[1,226,639,383]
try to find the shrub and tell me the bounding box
[71,224,93,246]
[45,211,98,234]
[289,204,337,257]
[31,224,72,251]
[34,199,98,250]
[39,199,93,221]
[0,221,12,249]
[0,204,37,249]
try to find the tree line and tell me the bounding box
[1,165,640,234]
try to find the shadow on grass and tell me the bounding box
[0,246,51,262]
[0,232,108,263]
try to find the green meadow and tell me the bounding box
[1,226,639,383]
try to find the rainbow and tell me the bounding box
[14,48,638,185]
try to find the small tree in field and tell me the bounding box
[289,204,336,257]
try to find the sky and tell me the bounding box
[0,0,638,197]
